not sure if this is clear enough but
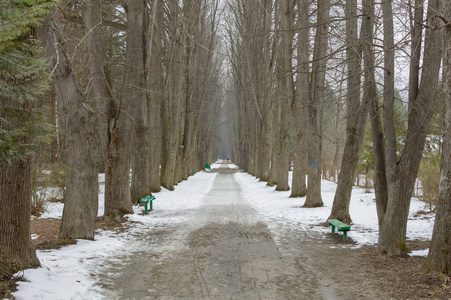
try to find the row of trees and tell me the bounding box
[225,0,450,274]
[1,0,450,280]
[1,0,223,279]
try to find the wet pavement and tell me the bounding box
[97,163,376,299]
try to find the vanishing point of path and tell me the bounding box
[98,162,386,299]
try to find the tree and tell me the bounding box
[275,0,296,192]
[147,0,163,192]
[160,0,184,190]
[304,0,330,207]
[0,0,56,278]
[258,0,274,182]
[327,0,368,223]
[41,11,99,239]
[424,0,451,275]
[369,0,443,255]
[131,0,151,203]
[290,0,309,198]
[84,0,141,215]
[227,0,276,179]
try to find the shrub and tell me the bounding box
[31,163,67,216]
[418,158,440,212]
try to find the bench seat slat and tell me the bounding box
[328,219,351,231]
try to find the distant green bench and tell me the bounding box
[328,219,351,241]
[205,163,211,170]
[139,195,155,214]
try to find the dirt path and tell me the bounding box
[97,164,387,299]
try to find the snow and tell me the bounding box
[234,170,435,254]
[13,233,119,300]
[14,167,218,300]
[13,161,435,299]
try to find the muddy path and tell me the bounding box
[97,164,387,299]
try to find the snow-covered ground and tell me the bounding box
[235,170,434,256]
[12,161,435,299]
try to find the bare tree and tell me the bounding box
[258,0,274,182]
[227,0,276,178]
[304,0,330,207]
[131,0,152,203]
[160,0,185,190]
[275,0,296,191]
[84,0,145,215]
[327,0,368,223]
[42,12,99,239]
[148,0,164,192]
[424,0,450,275]
[290,0,309,198]
[369,0,443,255]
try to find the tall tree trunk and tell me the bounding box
[425,4,451,274]
[161,2,183,190]
[275,0,295,192]
[374,0,443,255]
[290,0,309,198]
[84,0,109,169]
[105,0,144,215]
[268,90,281,187]
[160,64,183,190]
[257,0,273,182]
[331,96,342,183]
[84,0,135,216]
[148,0,163,192]
[304,0,330,207]
[409,0,424,104]
[327,0,367,223]
[43,15,99,239]
[381,0,397,181]
[364,0,387,229]
[0,158,40,278]
[131,1,151,203]
[181,0,197,178]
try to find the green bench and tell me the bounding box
[205,163,211,170]
[139,195,155,214]
[328,219,351,241]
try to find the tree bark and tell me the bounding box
[409,0,424,104]
[42,14,99,239]
[148,0,163,192]
[268,89,281,187]
[259,0,273,182]
[84,0,109,169]
[131,1,151,203]
[104,0,144,215]
[290,0,309,198]
[84,0,135,216]
[0,158,40,279]
[425,5,451,274]
[327,0,367,223]
[374,0,443,255]
[161,0,183,191]
[304,0,330,207]
[275,0,295,192]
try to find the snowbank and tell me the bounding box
[234,171,435,252]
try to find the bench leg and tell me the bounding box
[144,203,148,214]
[343,230,347,241]
[149,200,153,211]
[331,225,335,234]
